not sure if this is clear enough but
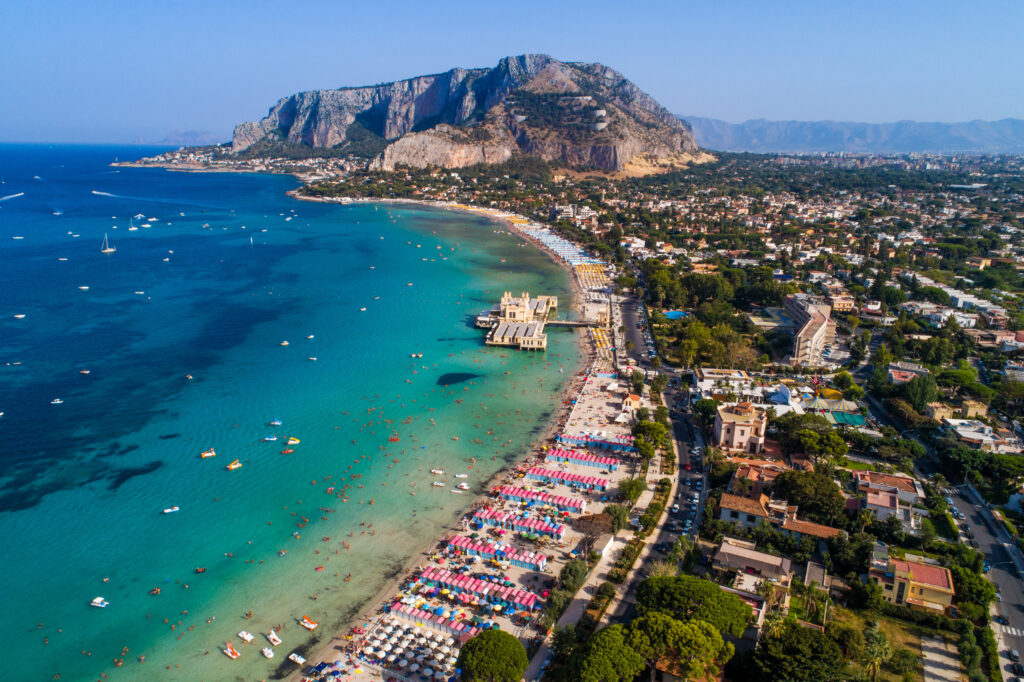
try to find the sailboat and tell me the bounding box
[101,234,116,254]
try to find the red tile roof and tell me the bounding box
[891,559,953,591]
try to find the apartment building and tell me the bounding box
[713,402,768,454]
[784,294,835,367]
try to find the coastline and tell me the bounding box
[287,193,598,679]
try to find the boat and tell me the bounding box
[299,615,318,631]
[78,285,89,291]
[308,356,317,361]
[280,341,289,346]
[223,642,240,660]
[306,335,314,339]
[90,597,109,608]
[269,419,283,426]
[359,307,366,311]
[162,506,180,514]
[280,448,294,454]
[417,353,423,358]
[432,481,445,487]
[455,474,468,479]
[226,459,242,471]
[194,567,206,574]
[200,448,216,458]
[148,587,161,595]
[13,314,25,319]
[50,398,63,405]
[430,468,445,475]
[267,630,282,646]
[456,483,470,491]
[261,647,274,659]
[286,437,300,445]
[288,652,306,665]
[388,435,400,442]
[101,234,116,254]
[80,369,91,375]
[262,435,278,442]
[238,631,254,644]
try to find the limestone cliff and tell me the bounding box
[232,54,698,171]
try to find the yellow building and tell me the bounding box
[925,402,956,421]
[871,558,954,613]
[961,400,988,418]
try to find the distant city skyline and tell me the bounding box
[2,0,1022,143]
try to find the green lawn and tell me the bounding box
[830,607,934,682]
[841,460,878,471]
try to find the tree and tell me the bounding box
[572,514,613,554]
[771,470,845,524]
[903,373,938,413]
[826,620,865,660]
[550,624,580,664]
[604,503,630,533]
[918,517,937,550]
[456,629,529,682]
[863,626,893,682]
[949,564,997,608]
[627,613,733,682]
[833,371,854,391]
[753,621,846,682]
[631,371,645,396]
[636,575,752,637]
[560,558,589,593]
[576,624,645,682]
[618,478,647,505]
[844,384,866,401]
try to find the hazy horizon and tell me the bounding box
[3,0,1022,144]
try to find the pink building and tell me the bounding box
[713,402,767,455]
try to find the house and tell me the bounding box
[780,515,845,542]
[714,537,792,584]
[870,553,955,614]
[925,402,956,421]
[718,493,771,529]
[943,418,1022,454]
[852,471,924,505]
[887,361,929,385]
[713,402,768,455]
[622,394,642,411]
[961,400,988,418]
[861,490,921,535]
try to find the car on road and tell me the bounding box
[993,614,1008,625]
[671,504,680,514]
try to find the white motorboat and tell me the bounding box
[238,630,254,644]
[50,398,63,405]
[162,506,180,514]
[267,629,282,646]
[261,647,274,659]
[432,481,445,487]
[455,474,468,479]
[288,652,306,664]
[456,483,470,490]
[430,468,445,475]
[90,597,109,608]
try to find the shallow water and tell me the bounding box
[0,145,580,681]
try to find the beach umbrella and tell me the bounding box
[386,654,397,664]
[383,643,393,652]
[410,663,420,672]
[444,637,455,646]
[384,625,394,634]
[363,647,375,655]
[447,656,458,665]
[434,652,445,661]
[394,646,405,656]
[441,645,451,654]
[398,658,409,668]
[424,667,434,677]
[435,672,446,680]
[375,650,386,659]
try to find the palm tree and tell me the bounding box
[756,580,777,611]
[863,626,892,682]
[857,508,876,532]
[761,611,786,640]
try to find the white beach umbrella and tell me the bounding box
[394,646,405,656]
[375,650,386,659]
[363,646,375,655]
[386,654,397,663]
[441,645,451,654]
[444,637,455,646]
[447,656,458,665]
[383,643,393,652]
[410,663,420,672]
[398,658,409,668]
[433,651,445,661]
[435,672,446,680]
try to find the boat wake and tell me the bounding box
[0,192,25,202]
[90,190,119,197]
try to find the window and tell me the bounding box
[885,584,892,590]
[730,510,739,520]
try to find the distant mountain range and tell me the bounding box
[230,54,700,172]
[680,116,1024,154]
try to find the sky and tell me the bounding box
[2,0,1022,143]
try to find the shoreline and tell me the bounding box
[287,194,600,679]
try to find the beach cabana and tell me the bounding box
[524,466,610,492]
[446,535,548,571]
[544,447,620,471]
[556,432,636,452]
[472,508,565,541]
[495,485,587,513]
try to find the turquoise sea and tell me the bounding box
[0,145,580,681]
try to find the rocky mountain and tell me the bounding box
[682,116,1024,154]
[232,54,699,171]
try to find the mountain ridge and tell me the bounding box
[681,115,1024,154]
[231,54,700,171]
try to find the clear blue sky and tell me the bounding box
[3,0,1021,143]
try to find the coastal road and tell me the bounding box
[943,482,1024,676]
